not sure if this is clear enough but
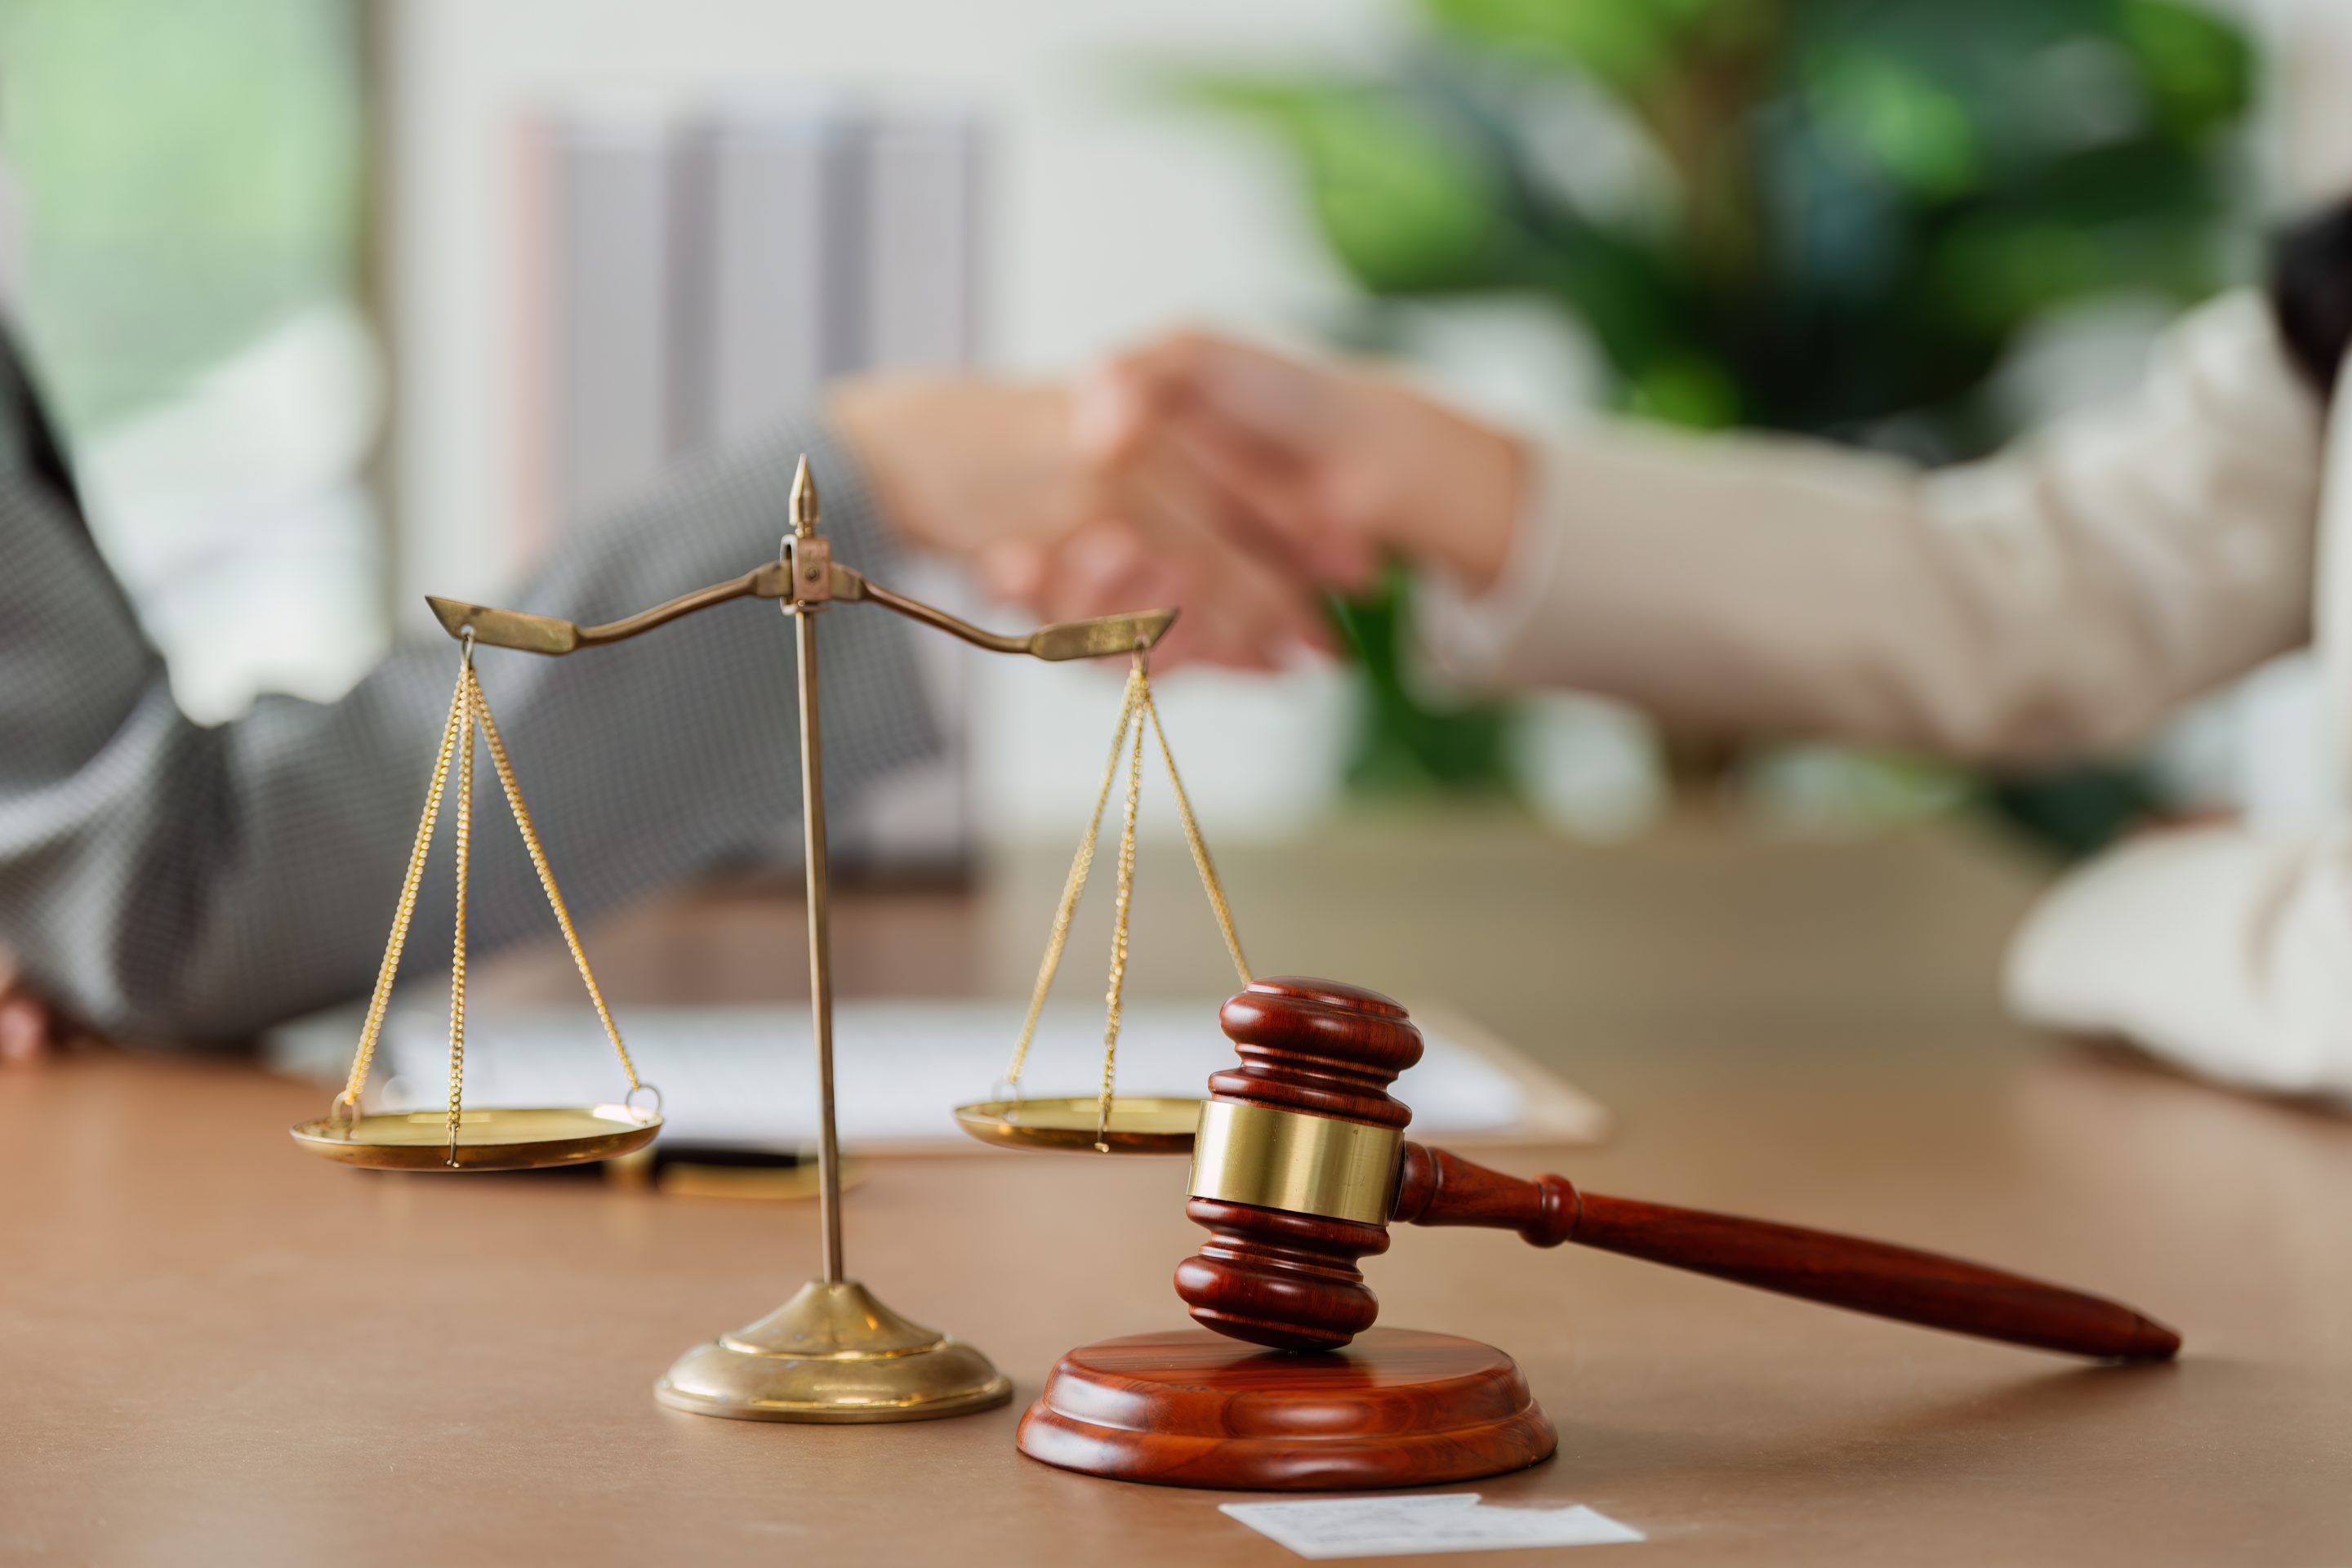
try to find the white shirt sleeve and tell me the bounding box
[1413,423,1571,679]
[2010,336,2352,1102]
[2004,823,2352,1100]
[1414,290,2325,765]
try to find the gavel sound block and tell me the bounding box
[1016,978,2180,1492]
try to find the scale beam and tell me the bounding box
[426,566,1175,664]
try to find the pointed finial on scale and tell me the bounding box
[791,454,820,537]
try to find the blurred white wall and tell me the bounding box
[380,0,1398,841]
[2255,0,2352,205]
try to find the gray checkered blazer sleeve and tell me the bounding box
[0,345,939,1044]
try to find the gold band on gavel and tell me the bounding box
[1187,1102,1405,1227]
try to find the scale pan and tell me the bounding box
[289,1104,662,1172]
[952,1095,1200,1155]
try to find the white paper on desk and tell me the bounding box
[1221,1494,1644,1559]
[343,1000,1557,1149]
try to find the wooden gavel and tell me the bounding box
[1176,977,2180,1361]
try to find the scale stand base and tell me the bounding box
[655,1279,1012,1423]
[1016,1327,1557,1490]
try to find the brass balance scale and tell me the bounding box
[290,457,1248,1422]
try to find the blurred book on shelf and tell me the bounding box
[519,95,985,875]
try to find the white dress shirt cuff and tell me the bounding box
[2004,823,2352,1101]
[1412,430,1569,688]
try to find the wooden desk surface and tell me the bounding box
[5,821,2350,1566]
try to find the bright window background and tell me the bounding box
[0,0,384,724]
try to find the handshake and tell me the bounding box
[831,332,1530,670]
[0,333,1529,1067]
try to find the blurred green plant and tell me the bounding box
[1178,0,2253,849]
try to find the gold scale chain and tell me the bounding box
[333,648,642,1152]
[1001,653,1251,1149]
[448,660,474,1152]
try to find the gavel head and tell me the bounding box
[1174,976,1421,1352]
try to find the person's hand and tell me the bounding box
[828,376,1331,669]
[0,948,63,1067]
[1071,332,1531,598]
[829,378,1083,559]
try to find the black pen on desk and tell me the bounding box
[420,1141,851,1199]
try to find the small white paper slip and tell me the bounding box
[1220,1493,1644,1560]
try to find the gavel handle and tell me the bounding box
[1392,1143,2179,1361]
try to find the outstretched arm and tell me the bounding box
[0,413,936,1045]
[1419,291,2324,763]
